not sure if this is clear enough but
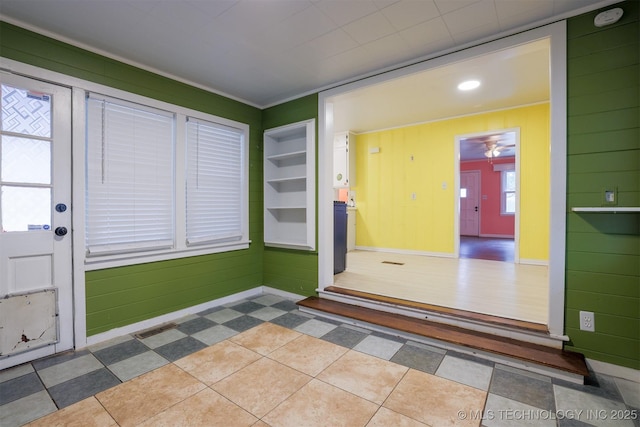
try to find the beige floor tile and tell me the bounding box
[252,422,271,427]
[212,357,311,418]
[268,334,348,376]
[384,369,487,427]
[137,388,257,427]
[25,397,117,427]
[230,322,301,355]
[95,364,205,427]
[317,350,408,404]
[174,340,261,385]
[367,407,429,427]
[262,379,379,427]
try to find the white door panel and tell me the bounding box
[0,74,73,369]
[460,171,480,236]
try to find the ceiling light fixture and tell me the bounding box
[458,80,480,91]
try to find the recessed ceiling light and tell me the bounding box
[458,80,480,91]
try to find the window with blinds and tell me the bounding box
[86,94,175,255]
[186,118,244,246]
[84,91,249,266]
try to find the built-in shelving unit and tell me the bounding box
[572,207,640,213]
[264,119,315,250]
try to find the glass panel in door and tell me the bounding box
[0,84,53,233]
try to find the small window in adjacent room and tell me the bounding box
[501,170,516,214]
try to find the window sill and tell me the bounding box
[571,207,640,213]
[84,240,251,271]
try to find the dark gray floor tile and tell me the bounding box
[271,299,299,312]
[227,301,265,314]
[557,417,594,427]
[489,366,555,411]
[92,339,149,366]
[553,371,623,402]
[153,337,208,362]
[223,315,264,332]
[47,368,120,408]
[446,349,495,368]
[390,343,445,374]
[32,349,91,371]
[269,312,311,329]
[629,406,640,427]
[176,317,216,335]
[0,372,44,405]
[320,326,368,349]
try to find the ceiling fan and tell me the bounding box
[466,134,515,161]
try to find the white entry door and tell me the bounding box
[0,74,73,369]
[460,170,480,236]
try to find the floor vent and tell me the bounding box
[134,323,177,339]
[382,261,404,265]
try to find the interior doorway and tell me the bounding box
[457,130,518,264]
[319,22,568,338]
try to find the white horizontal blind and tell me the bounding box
[186,118,243,245]
[86,94,175,255]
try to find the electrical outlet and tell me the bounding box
[579,311,595,332]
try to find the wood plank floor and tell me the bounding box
[298,296,588,377]
[333,250,549,325]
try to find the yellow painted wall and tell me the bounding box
[352,103,550,261]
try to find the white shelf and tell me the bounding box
[266,176,306,184]
[571,207,640,213]
[266,206,306,210]
[267,150,306,162]
[264,119,315,251]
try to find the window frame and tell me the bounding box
[501,169,516,215]
[83,91,250,271]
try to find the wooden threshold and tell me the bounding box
[298,296,588,378]
[325,286,548,333]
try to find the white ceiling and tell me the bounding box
[1,0,612,110]
[330,38,550,135]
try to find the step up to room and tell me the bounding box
[297,296,589,384]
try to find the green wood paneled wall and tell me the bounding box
[564,1,639,369]
[0,22,264,336]
[262,95,320,296]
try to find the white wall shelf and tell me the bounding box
[571,207,640,213]
[264,119,315,251]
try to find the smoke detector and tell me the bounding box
[594,8,623,27]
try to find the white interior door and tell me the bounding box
[0,74,73,369]
[460,170,480,236]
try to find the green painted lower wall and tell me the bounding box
[564,1,639,369]
[86,248,262,336]
[262,94,320,297]
[0,21,265,337]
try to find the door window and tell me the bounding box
[1,85,53,232]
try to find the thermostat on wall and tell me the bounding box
[594,8,623,27]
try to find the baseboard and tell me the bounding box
[354,246,455,258]
[587,358,640,383]
[478,234,514,239]
[261,286,306,301]
[84,287,263,348]
[519,258,549,266]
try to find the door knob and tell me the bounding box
[55,226,68,236]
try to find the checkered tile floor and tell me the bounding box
[1,292,638,426]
